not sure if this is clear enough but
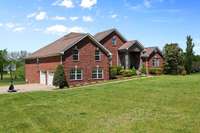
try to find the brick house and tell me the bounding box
[141,47,164,69]
[25,33,111,86]
[25,28,145,86]
[94,29,144,69]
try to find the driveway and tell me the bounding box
[0,84,54,94]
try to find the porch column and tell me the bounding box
[125,52,129,69]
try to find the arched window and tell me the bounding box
[72,47,79,61]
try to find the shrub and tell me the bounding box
[149,68,163,75]
[15,66,25,80]
[53,65,68,89]
[131,67,137,75]
[109,67,117,79]
[122,69,133,77]
[141,65,146,74]
[116,66,123,75]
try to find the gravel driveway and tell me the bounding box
[0,84,55,94]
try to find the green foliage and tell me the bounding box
[15,66,25,80]
[149,68,163,75]
[121,69,136,77]
[163,43,185,75]
[0,49,8,80]
[109,67,118,79]
[185,36,195,74]
[141,64,146,74]
[116,66,123,75]
[53,65,68,89]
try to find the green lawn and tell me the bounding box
[0,74,200,133]
[0,74,25,86]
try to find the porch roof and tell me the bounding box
[118,40,144,52]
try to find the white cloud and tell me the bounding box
[80,0,97,9]
[13,27,25,32]
[53,0,74,8]
[111,14,118,19]
[35,11,48,21]
[27,11,48,21]
[27,13,37,18]
[70,16,79,21]
[82,16,93,22]
[0,23,2,27]
[6,23,16,28]
[52,16,66,20]
[45,25,85,35]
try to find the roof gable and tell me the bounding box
[142,47,163,58]
[119,40,144,52]
[94,28,127,42]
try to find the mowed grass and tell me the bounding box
[0,74,25,86]
[0,74,200,133]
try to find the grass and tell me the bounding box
[0,74,200,133]
[0,74,25,86]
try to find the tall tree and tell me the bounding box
[185,36,195,74]
[163,43,185,75]
[0,49,8,80]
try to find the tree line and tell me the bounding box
[0,50,30,80]
[163,36,200,75]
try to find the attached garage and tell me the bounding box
[40,71,54,86]
[47,72,54,86]
[40,71,46,85]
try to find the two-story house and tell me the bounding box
[25,29,146,86]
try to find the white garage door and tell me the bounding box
[47,72,54,86]
[40,71,46,85]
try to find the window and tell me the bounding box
[95,49,101,61]
[152,58,160,67]
[70,68,83,80]
[72,47,79,61]
[112,36,117,45]
[92,68,103,79]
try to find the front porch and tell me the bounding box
[118,40,144,70]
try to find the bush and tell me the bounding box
[53,65,68,89]
[131,67,137,75]
[110,67,117,79]
[15,66,25,80]
[122,69,133,77]
[116,66,123,75]
[149,68,163,75]
[141,65,146,74]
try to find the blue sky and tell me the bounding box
[0,0,200,54]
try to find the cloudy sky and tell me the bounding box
[0,0,200,54]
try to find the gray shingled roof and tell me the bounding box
[27,32,112,59]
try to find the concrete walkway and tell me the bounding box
[0,84,54,94]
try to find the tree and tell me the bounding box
[53,65,68,89]
[185,36,195,74]
[0,49,8,80]
[163,43,185,75]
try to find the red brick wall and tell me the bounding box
[25,37,110,86]
[100,32,126,66]
[25,56,61,84]
[142,53,164,68]
[63,37,110,86]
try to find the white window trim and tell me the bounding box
[92,67,104,80]
[112,36,117,45]
[70,68,83,81]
